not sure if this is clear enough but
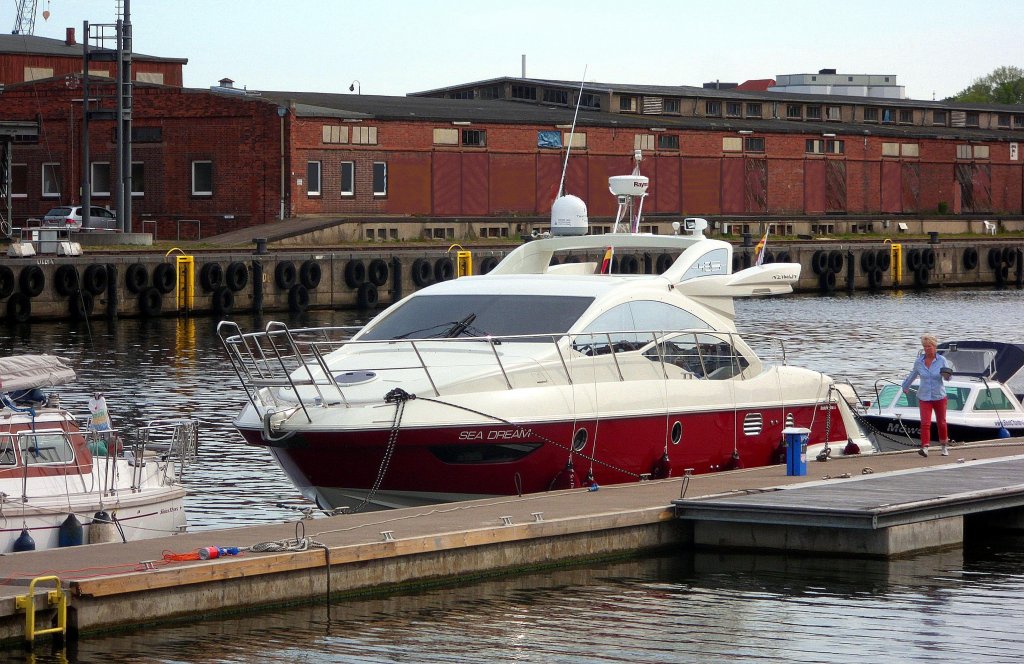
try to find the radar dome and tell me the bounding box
[608,175,649,197]
[550,195,588,236]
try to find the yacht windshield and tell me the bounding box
[360,294,595,341]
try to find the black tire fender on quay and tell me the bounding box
[1003,246,1017,267]
[19,265,44,297]
[288,284,310,313]
[963,246,979,271]
[988,247,1002,269]
[357,282,379,309]
[655,253,674,273]
[153,263,176,294]
[812,250,829,275]
[6,292,31,323]
[300,260,322,289]
[924,248,936,270]
[828,250,844,272]
[478,256,499,274]
[275,261,298,290]
[621,254,641,274]
[138,287,162,317]
[343,260,365,288]
[411,258,432,286]
[211,286,234,317]
[69,290,94,320]
[82,264,108,295]
[914,266,931,287]
[54,264,79,296]
[225,261,248,292]
[861,250,877,272]
[776,251,791,263]
[0,265,14,299]
[819,270,837,293]
[877,248,891,271]
[125,263,148,294]
[907,248,922,271]
[199,262,224,292]
[367,258,388,286]
[867,267,883,289]
[434,257,455,282]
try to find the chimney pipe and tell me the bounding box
[65,27,76,46]
[521,54,526,78]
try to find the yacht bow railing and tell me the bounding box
[217,321,788,418]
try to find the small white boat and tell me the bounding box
[1,355,198,553]
[219,154,872,511]
[860,341,1024,447]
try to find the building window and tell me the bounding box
[635,134,655,151]
[542,89,568,105]
[901,144,920,157]
[786,105,801,119]
[511,85,536,100]
[826,106,841,121]
[882,108,895,123]
[620,96,636,112]
[24,66,53,81]
[449,90,473,99]
[998,114,1011,128]
[956,144,972,159]
[965,112,980,127]
[323,125,349,144]
[657,134,680,150]
[806,140,843,154]
[705,100,721,117]
[974,145,990,159]
[373,162,387,197]
[132,126,163,142]
[11,164,27,197]
[433,128,459,145]
[932,110,947,126]
[307,161,321,196]
[131,162,145,196]
[42,163,61,197]
[745,103,762,118]
[882,142,900,157]
[805,106,822,120]
[192,160,213,196]
[664,99,680,113]
[340,162,354,196]
[723,137,742,152]
[580,93,600,109]
[744,137,765,153]
[564,132,586,148]
[479,86,502,100]
[351,126,378,145]
[899,109,914,124]
[462,129,486,147]
[1014,114,1024,128]
[864,107,878,122]
[91,162,111,197]
[136,72,164,84]
[726,102,742,117]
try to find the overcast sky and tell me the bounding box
[23,0,1024,101]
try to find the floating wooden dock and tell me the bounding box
[2,440,1023,646]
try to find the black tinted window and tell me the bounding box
[360,294,594,341]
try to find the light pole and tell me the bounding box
[349,80,361,94]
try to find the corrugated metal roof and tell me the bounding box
[0,33,187,63]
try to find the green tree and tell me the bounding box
[953,66,1024,104]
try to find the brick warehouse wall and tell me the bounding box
[2,78,1024,237]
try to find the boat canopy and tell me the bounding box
[939,341,1024,400]
[0,355,76,393]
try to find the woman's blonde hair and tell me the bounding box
[921,333,939,347]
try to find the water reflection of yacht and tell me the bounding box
[220,160,870,511]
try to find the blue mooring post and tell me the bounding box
[782,427,810,476]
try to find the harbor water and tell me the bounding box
[4,287,1024,662]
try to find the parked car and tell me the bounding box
[41,205,119,231]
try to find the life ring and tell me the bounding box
[343,260,366,288]
[812,250,829,275]
[153,263,176,294]
[860,250,877,272]
[367,258,389,286]
[479,256,499,274]
[54,264,79,296]
[876,249,891,271]
[19,265,44,297]
[914,266,931,287]
[411,258,432,286]
[69,291,94,320]
[225,262,248,292]
[1004,246,1017,267]
[0,265,14,299]
[82,264,108,295]
[199,262,224,292]
[357,282,379,308]
[138,287,162,317]
[434,257,455,282]
[776,251,791,263]
[124,263,148,293]
[963,247,979,271]
[621,254,641,274]
[907,248,922,271]
[923,248,936,270]
[211,286,234,317]
[6,292,31,323]
[988,247,1002,269]
[655,253,674,273]
[288,284,309,312]
[300,260,322,289]
[275,261,298,290]
[819,270,837,293]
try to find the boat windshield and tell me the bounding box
[359,294,595,341]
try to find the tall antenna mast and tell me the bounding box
[556,67,587,199]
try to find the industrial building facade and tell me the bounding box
[2,56,1024,240]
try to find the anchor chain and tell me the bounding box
[352,388,416,512]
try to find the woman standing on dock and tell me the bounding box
[902,333,953,457]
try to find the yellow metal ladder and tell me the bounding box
[15,575,67,644]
